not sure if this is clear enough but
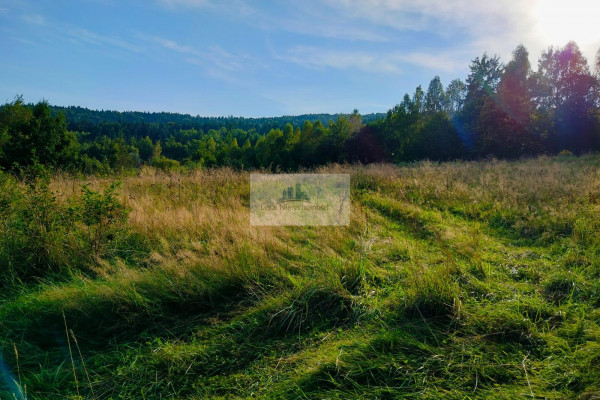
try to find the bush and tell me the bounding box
[72,181,130,258]
[150,156,180,171]
[2,166,78,282]
[0,168,132,286]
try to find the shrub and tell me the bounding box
[0,166,78,284]
[0,169,132,285]
[72,181,130,258]
[150,156,181,171]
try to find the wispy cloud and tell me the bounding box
[273,0,599,70]
[272,19,388,42]
[69,28,144,53]
[400,51,466,72]
[241,1,391,42]
[150,36,196,54]
[282,46,396,73]
[156,0,212,9]
[21,13,45,25]
[144,35,243,70]
[281,45,464,74]
[11,37,36,46]
[140,34,257,85]
[202,45,244,71]
[155,0,257,18]
[318,0,545,58]
[152,0,390,42]
[321,0,532,35]
[16,12,145,55]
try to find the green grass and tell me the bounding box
[1,155,600,399]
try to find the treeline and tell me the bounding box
[375,42,600,162]
[53,106,385,139]
[1,101,371,172]
[1,41,599,173]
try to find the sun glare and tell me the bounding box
[535,0,600,47]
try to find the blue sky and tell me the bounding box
[1,0,599,117]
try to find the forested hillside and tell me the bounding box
[51,106,386,133]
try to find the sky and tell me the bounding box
[1,0,599,117]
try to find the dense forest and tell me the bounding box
[1,41,599,173]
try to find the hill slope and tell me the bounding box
[51,104,386,135]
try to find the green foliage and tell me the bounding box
[150,155,181,171]
[73,182,130,257]
[0,98,79,170]
[0,164,77,284]
[0,168,133,286]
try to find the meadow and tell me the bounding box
[1,154,600,399]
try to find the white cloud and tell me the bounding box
[152,0,599,63]
[156,0,212,9]
[140,35,259,85]
[400,51,465,72]
[15,14,145,55]
[319,0,600,64]
[284,46,386,72]
[281,45,465,74]
[321,0,532,34]
[21,13,45,25]
[145,35,244,71]
[151,36,196,54]
[70,28,144,53]
[11,37,36,46]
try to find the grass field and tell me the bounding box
[1,154,600,399]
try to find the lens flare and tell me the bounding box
[0,356,26,400]
[535,0,600,47]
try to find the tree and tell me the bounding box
[345,125,387,163]
[460,53,504,154]
[323,116,351,163]
[136,136,155,162]
[0,98,79,169]
[425,76,445,114]
[534,42,599,152]
[241,138,255,168]
[479,45,536,157]
[412,85,425,114]
[444,79,466,115]
[349,109,362,134]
